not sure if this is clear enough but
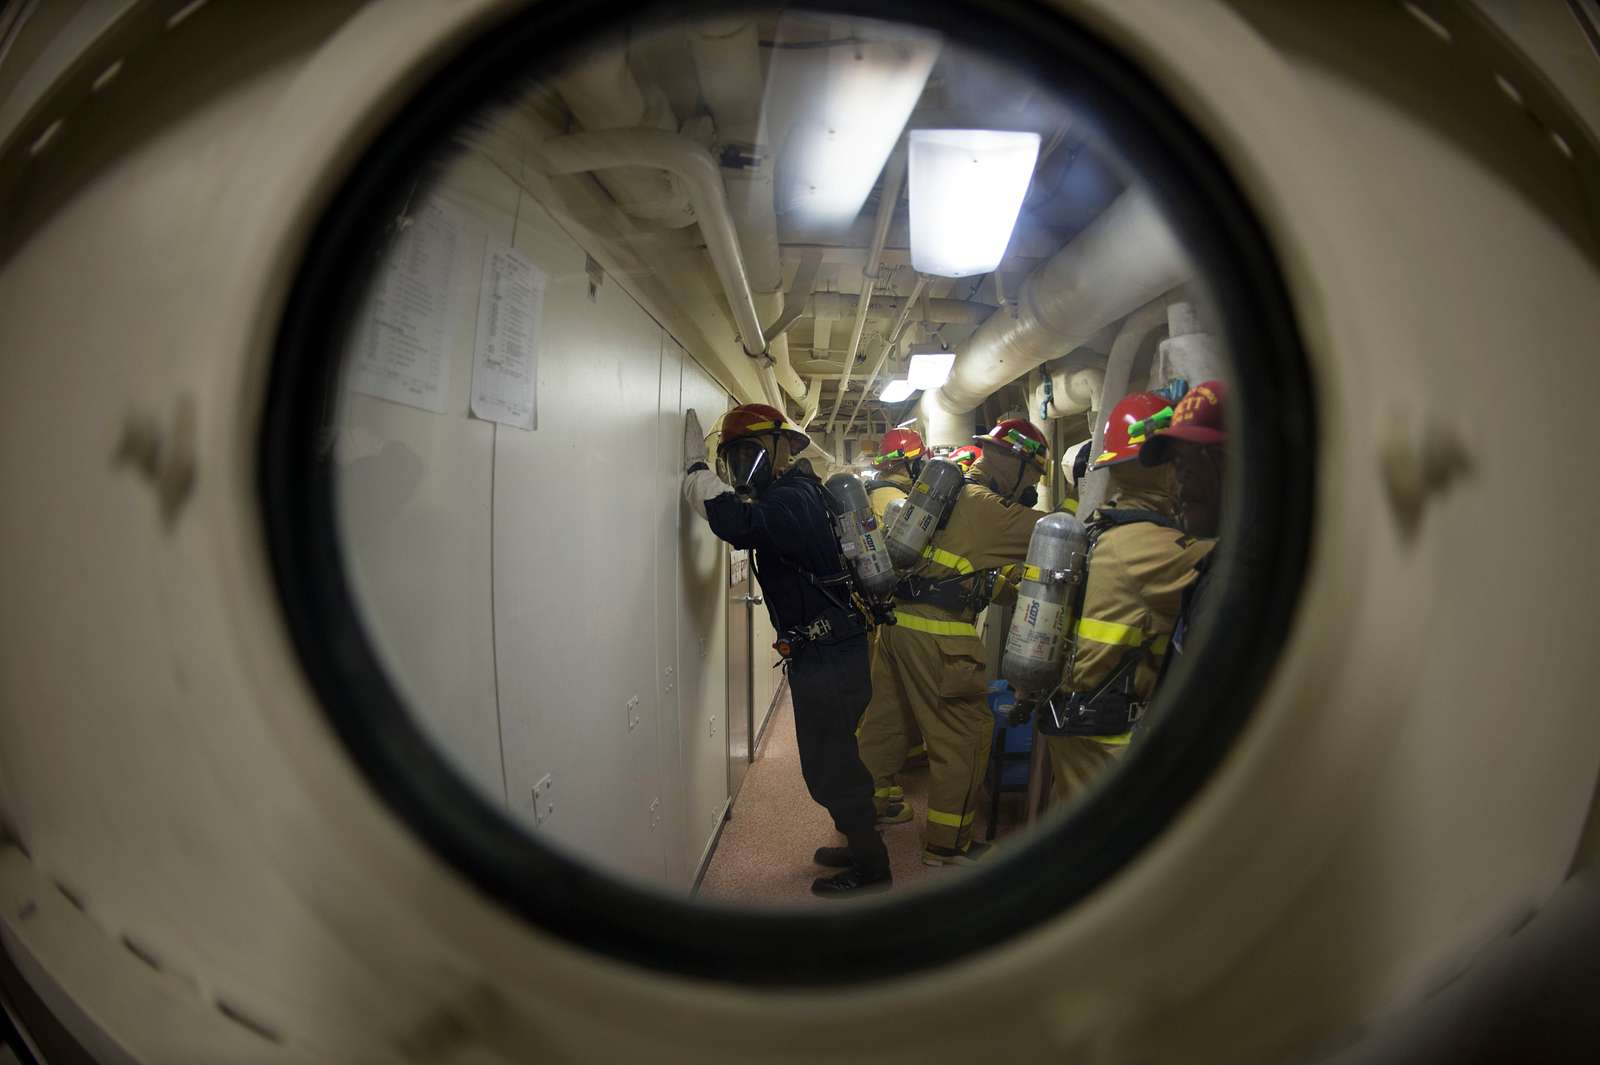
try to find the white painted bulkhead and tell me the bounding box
[333,138,772,886]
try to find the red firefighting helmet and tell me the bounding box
[1092,391,1170,469]
[1139,380,1229,466]
[874,428,925,467]
[973,418,1049,472]
[719,403,810,452]
[949,444,980,470]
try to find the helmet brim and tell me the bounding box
[1138,425,1226,466]
[973,434,1048,472]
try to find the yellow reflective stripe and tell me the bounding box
[1075,617,1146,648]
[873,787,896,798]
[1022,563,1041,581]
[920,544,974,574]
[926,807,977,828]
[1064,498,1079,514]
[888,784,905,797]
[1098,732,1133,746]
[893,613,978,637]
[742,420,777,432]
[1151,634,1170,656]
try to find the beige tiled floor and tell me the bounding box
[697,686,1031,906]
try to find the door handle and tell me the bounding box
[733,594,763,606]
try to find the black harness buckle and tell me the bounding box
[774,615,835,659]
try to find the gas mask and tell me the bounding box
[718,438,774,498]
[983,453,1037,506]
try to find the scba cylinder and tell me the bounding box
[1002,511,1089,692]
[824,473,898,597]
[885,458,965,569]
[882,495,905,533]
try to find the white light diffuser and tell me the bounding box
[908,129,1041,277]
[765,25,939,233]
[878,379,918,403]
[907,350,956,390]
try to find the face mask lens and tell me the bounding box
[721,440,771,496]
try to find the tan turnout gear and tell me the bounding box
[857,459,1042,852]
[1044,464,1214,803]
[860,468,926,766]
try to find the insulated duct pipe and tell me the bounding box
[1153,300,1228,386]
[553,52,695,228]
[1075,296,1175,517]
[690,21,808,406]
[1028,362,1104,511]
[1030,364,1105,420]
[919,187,1190,442]
[827,150,907,433]
[539,128,768,358]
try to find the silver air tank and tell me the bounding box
[824,473,898,597]
[885,457,966,569]
[882,495,905,533]
[1002,511,1090,692]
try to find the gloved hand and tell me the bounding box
[684,409,709,471]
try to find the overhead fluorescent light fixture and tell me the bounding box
[765,22,939,234]
[908,129,1041,277]
[907,350,956,390]
[878,379,918,403]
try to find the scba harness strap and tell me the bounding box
[762,475,886,661]
[1038,647,1151,736]
[893,567,1001,617]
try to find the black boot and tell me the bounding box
[811,831,892,897]
[813,845,852,868]
[811,865,893,896]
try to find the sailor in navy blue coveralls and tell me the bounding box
[684,405,891,897]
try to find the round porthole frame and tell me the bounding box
[260,0,1316,986]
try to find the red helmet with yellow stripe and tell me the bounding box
[948,444,980,470]
[974,418,1049,471]
[874,428,925,467]
[719,403,810,452]
[1092,392,1170,469]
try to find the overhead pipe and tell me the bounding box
[757,292,807,403]
[843,274,929,433]
[763,249,823,344]
[689,20,811,408]
[827,150,907,432]
[806,292,994,325]
[918,187,1190,442]
[758,363,788,414]
[798,376,823,429]
[553,51,696,228]
[539,128,768,359]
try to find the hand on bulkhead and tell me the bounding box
[684,408,708,470]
